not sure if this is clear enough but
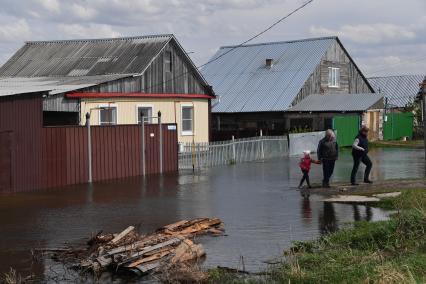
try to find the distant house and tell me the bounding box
[0,34,214,143]
[368,74,425,109]
[202,36,375,139]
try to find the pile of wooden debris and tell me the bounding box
[47,218,224,281]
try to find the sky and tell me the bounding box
[0,0,425,77]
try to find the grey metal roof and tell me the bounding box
[202,37,338,113]
[288,93,384,112]
[0,34,172,77]
[0,75,129,97]
[368,75,425,108]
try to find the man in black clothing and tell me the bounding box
[317,129,339,188]
[350,126,373,185]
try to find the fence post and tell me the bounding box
[86,112,92,183]
[140,112,145,176]
[260,129,265,160]
[232,135,236,162]
[197,143,201,170]
[158,111,163,174]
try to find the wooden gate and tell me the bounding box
[0,131,13,192]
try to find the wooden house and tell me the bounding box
[0,34,214,144]
[202,36,375,140]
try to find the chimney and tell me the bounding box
[265,58,274,68]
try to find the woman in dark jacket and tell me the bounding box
[350,126,373,185]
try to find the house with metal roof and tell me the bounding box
[288,93,384,143]
[202,36,375,139]
[368,74,425,108]
[0,34,214,143]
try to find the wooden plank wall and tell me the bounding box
[292,40,373,106]
[83,41,207,95]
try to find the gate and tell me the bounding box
[333,115,360,147]
[383,112,413,140]
[0,131,13,192]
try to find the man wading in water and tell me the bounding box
[351,126,373,185]
[317,129,338,188]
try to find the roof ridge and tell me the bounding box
[368,74,425,79]
[220,36,338,49]
[26,34,174,44]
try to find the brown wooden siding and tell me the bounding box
[83,41,207,95]
[292,40,373,105]
[0,94,178,193]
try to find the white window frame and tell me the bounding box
[328,67,340,88]
[98,104,118,125]
[135,104,154,124]
[181,104,194,136]
[164,51,172,73]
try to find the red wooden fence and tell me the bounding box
[0,94,178,193]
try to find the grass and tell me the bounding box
[208,189,426,283]
[370,140,424,149]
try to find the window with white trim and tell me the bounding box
[164,51,172,73]
[328,67,340,88]
[137,106,153,124]
[99,106,117,125]
[181,105,194,135]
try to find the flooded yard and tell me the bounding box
[0,147,424,282]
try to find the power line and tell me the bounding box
[143,0,314,93]
[197,0,314,69]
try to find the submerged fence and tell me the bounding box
[179,136,288,170]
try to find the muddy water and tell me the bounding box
[0,148,424,281]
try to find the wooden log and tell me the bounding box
[110,226,135,244]
[170,239,205,264]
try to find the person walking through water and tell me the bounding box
[351,126,373,185]
[317,129,338,188]
[298,150,320,189]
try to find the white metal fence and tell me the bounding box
[179,136,289,170]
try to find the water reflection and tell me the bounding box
[319,202,339,234]
[0,148,424,279]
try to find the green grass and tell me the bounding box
[370,140,424,149]
[208,189,426,283]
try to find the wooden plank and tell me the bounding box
[127,250,172,268]
[110,226,135,244]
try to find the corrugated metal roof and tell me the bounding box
[202,37,337,113]
[0,34,172,77]
[288,93,384,112]
[0,75,129,97]
[368,75,425,108]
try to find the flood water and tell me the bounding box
[0,147,424,282]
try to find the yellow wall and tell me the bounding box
[80,98,210,143]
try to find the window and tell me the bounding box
[137,106,153,124]
[99,106,117,126]
[164,51,172,73]
[328,67,340,88]
[181,105,193,135]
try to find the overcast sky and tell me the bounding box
[0,0,425,77]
